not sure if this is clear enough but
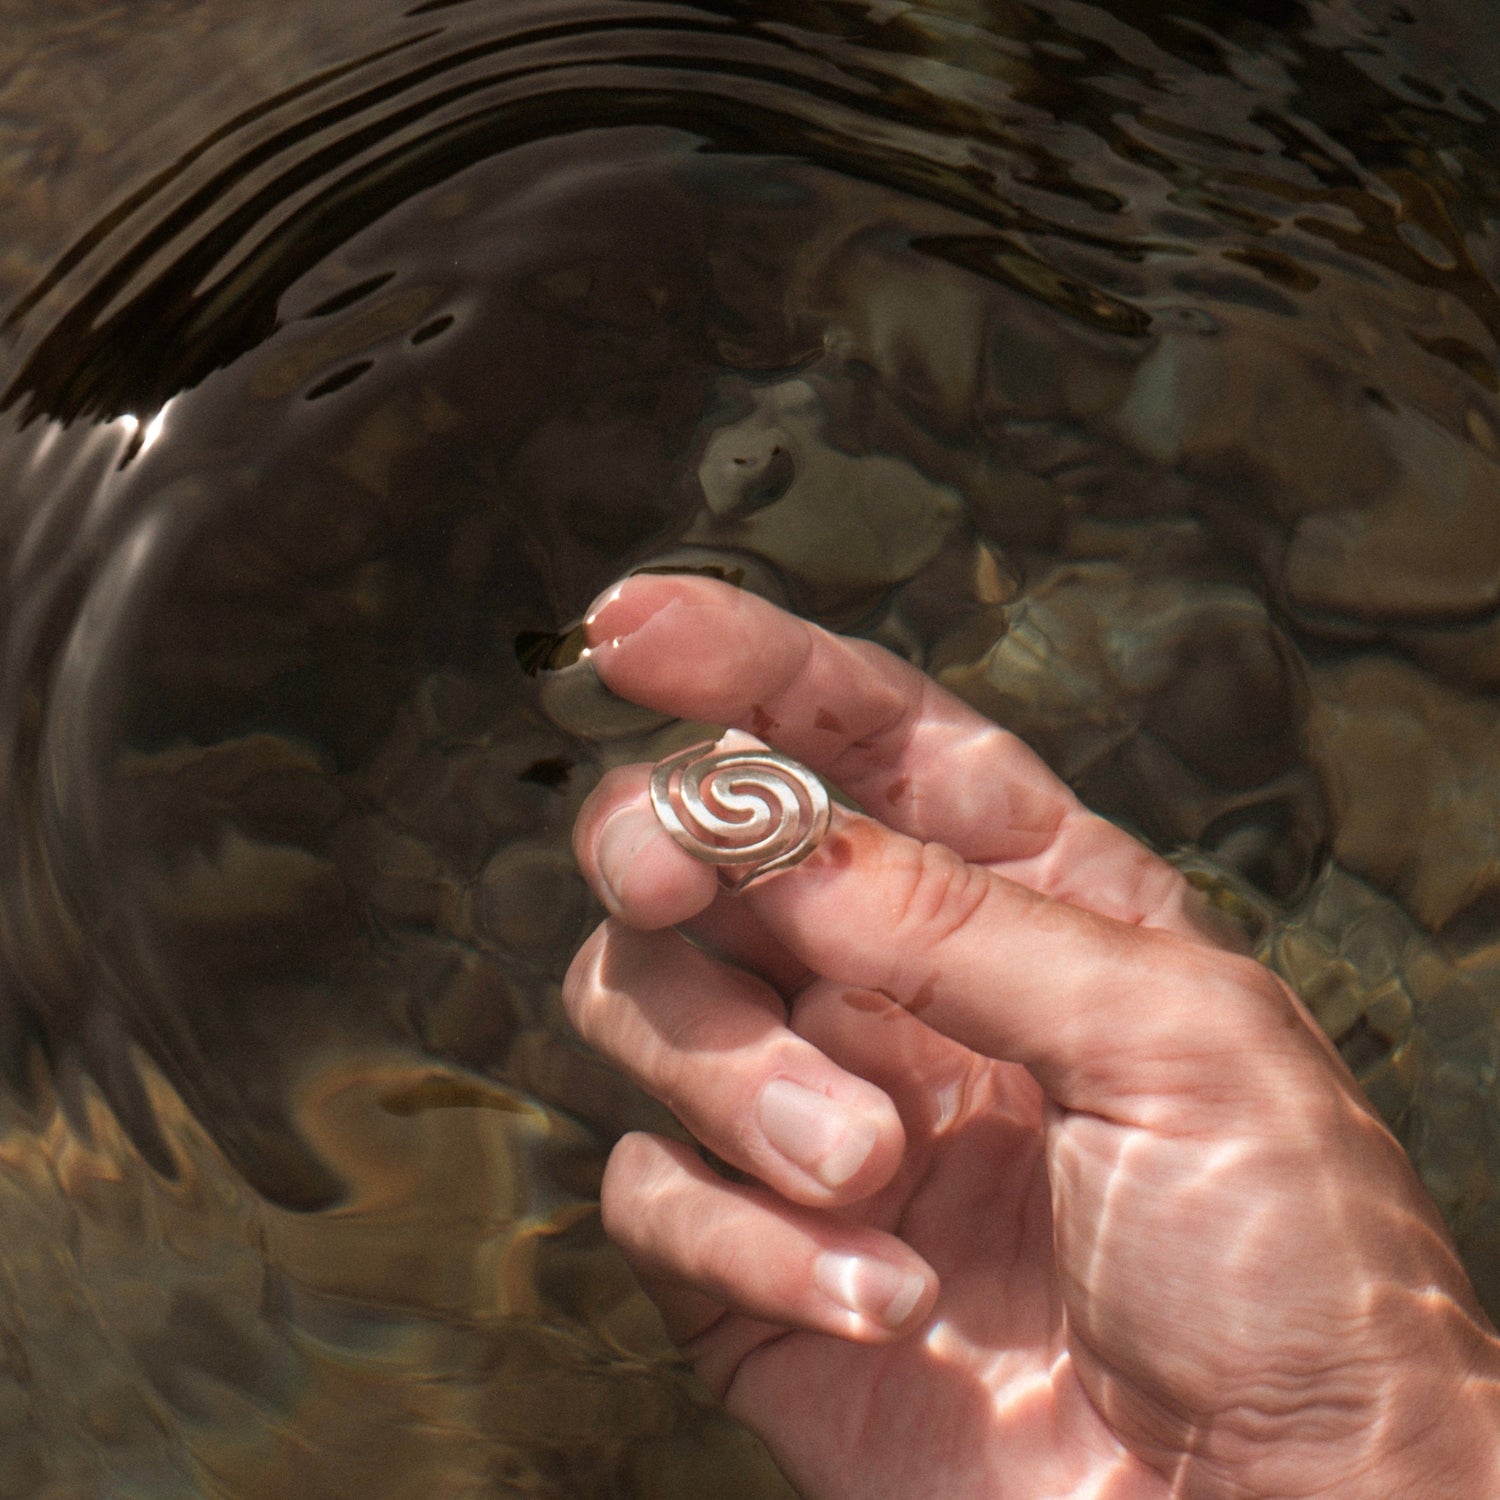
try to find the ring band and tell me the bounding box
[649,742,831,891]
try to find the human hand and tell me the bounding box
[563,574,1500,1500]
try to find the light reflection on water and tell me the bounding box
[0,0,1498,1493]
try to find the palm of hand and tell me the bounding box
[697,989,1160,1500]
[705,969,1458,1500]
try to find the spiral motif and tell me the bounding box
[649,742,832,889]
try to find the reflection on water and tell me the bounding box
[1,0,1498,1492]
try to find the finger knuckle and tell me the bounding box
[889,838,992,951]
[1191,947,1310,1042]
[600,1133,674,1238]
[572,765,638,853]
[560,923,614,1045]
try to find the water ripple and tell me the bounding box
[1,1,1499,1494]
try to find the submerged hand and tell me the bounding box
[563,574,1500,1500]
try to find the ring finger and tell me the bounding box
[564,919,905,1205]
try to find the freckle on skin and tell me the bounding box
[815,708,845,733]
[907,977,940,1016]
[812,819,885,876]
[750,704,778,735]
[885,775,910,806]
[820,833,856,870]
[841,988,886,1013]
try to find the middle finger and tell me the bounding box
[564,919,905,1206]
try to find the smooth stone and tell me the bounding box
[1307,656,1500,932]
[687,379,961,614]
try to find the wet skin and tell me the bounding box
[563,574,1500,1500]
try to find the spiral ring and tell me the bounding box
[649,742,832,890]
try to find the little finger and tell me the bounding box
[602,1133,938,1344]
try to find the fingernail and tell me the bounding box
[583,572,702,650]
[595,803,661,912]
[583,580,629,631]
[813,1251,929,1332]
[757,1077,878,1190]
[583,577,656,649]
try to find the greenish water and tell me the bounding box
[0,1,1497,1494]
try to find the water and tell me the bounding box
[1,0,1498,1493]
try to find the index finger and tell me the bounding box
[583,574,1220,942]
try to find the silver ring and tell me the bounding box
[649,742,831,891]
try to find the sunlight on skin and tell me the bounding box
[932,1078,963,1133]
[922,1315,956,1357]
[919,1314,1050,1406]
[564,574,1500,1499]
[582,576,1223,942]
[816,1251,928,1336]
[914,1317,1153,1500]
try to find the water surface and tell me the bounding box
[1,0,1498,1494]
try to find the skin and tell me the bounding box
[561,573,1500,1500]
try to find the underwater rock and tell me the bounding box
[1261,864,1428,1122]
[330,814,460,931]
[801,233,1003,432]
[1283,400,1500,621]
[117,733,345,852]
[935,554,1322,895]
[398,938,520,1071]
[1267,863,1500,1283]
[1308,656,1500,933]
[365,736,580,877]
[686,378,962,618]
[472,842,590,966]
[537,657,676,742]
[1111,287,1500,634]
[1388,611,1500,694]
[1112,316,1400,516]
[887,534,1021,653]
[160,831,340,920]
